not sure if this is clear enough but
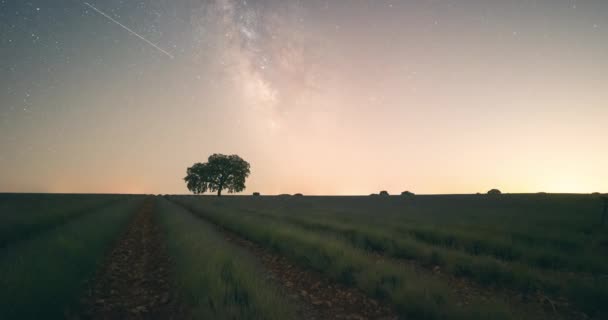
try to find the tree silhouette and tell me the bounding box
[184,154,250,196]
[487,189,502,195]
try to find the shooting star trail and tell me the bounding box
[84,2,174,59]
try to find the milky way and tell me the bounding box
[192,0,324,130]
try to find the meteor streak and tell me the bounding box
[84,2,174,59]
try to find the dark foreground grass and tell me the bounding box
[238,206,608,318]
[221,209,555,286]
[155,198,296,319]
[170,196,515,320]
[172,194,608,319]
[0,196,143,319]
[188,194,608,275]
[0,193,129,248]
[253,207,607,275]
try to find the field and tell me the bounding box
[0,193,606,319]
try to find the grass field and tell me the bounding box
[0,194,143,319]
[0,193,128,248]
[156,197,297,319]
[168,194,608,319]
[0,193,605,319]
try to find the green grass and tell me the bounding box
[0,196,143,320]
[0,193,129,248]
[170,196,516,320]
[170,194,608,319]
[194,194,608,277]
[155,197,296,319]
[1,193,605,319]
[231,209,554,288]
[227,205,607,305]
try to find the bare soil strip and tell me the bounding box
[79,198,182,320]
[218,228,399,320]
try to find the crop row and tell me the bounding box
[192,200,607,318]
[155,198,296,319]
[198,195,604,261]
[170,196,516,320]
[0,197,143,319]
[232,202,607,276]
[0,194,130,248]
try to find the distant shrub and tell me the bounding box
[370,193,379,196]
[400,191,415,197]
[379,191,389,196]
[487,189,502,195]
[252,192,260,196]
[294,193,303,197]
[592,192,601,195]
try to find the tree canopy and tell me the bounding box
[487,189,502,195]
[184,154,251,196]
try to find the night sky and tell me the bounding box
[1,0,607,195]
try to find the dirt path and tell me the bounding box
[79,198,180,320]
[218,228,398,320]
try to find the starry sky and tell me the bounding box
[1,0,607,195]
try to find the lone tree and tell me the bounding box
[487,189,502,195]
[184,154,250,196]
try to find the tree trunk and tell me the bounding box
[217,176,225,197]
